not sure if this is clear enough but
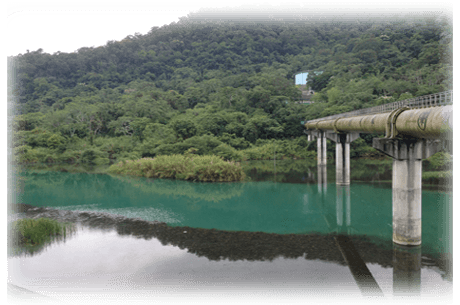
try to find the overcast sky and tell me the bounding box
[7,1,280,56]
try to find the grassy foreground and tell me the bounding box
[107,154,246,182]
[11,218,72,246]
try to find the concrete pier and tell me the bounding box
[373,138,440,245]
[327,133,360,185]
[317,131,327,166]
[306,130,329,167]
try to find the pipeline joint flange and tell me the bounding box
[385,107,410,139]
[333,118,342,133]
[315,121,321,130]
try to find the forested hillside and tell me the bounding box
[8,12,452,165]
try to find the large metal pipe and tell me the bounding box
[305,105,452,139]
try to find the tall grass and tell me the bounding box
[107,154,246,182]
[12,218,73,246]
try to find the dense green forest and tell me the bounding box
[8,12,452,165]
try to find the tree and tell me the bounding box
[170,118,197,140]
[326,87,341,103]
[246,86,271,109]
[130,117,152,141]
[143,123,177,144]
[46,134,66,150]
[308,72,332,91]
[243,115,284,143]
[108,116,135,137]
[185,87,207,108]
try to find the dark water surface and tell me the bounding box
[8,160,452,302]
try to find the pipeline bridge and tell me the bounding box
[304,90,453,246]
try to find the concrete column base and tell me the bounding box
[373,138,441,246]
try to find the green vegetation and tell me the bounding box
[107,155,246,182]
[9,12,451,166]
[422,151,453,185]
[422,171,452,185]
[11,218,73,246]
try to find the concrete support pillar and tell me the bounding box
[327,133,360,185]
[317,131,327,166]
[373,138,440,246]
[336,140,350,185]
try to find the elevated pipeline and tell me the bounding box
[305,105,452,139]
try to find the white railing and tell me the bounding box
[306,91,453,123]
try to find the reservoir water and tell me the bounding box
[8,160,452,303]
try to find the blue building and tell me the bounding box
[294,71,323,86]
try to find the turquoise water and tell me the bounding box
[7,160,453,299]
[14,162,451,257]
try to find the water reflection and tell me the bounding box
[393,244,421,296]
[336,185,351,234]
[11,204,445,271]
[317,165,327,194]
[8,211,77,258]
[9,203,452,298]
[10,160,452,298]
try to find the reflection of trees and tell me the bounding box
[243,159,393,184]
[13,203,449,279]
[243,159,317,183]
[15,170,245,205]
[111,175,244,202]
[350,159,392,182]
[243,160,316,174]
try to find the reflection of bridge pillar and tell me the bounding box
[393,244,421,296]
[336,185,351,233]
[373,138,440,245]
[327,133,360,185]
[317,165,327,194]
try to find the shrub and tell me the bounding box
[46,134,66,150]
[15,147,51,163]
[422,171,452,185]
[80,148,109,165]
[108,154,246,182]
[153,144,181,156]
[113,151,142,162]
[426,152,452,170]
[218,133,250,150]
[213,143,244,161]
[80,149,99,165]
[181,134,223,155]
[60,150,82,163]
[13,145,32,160]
